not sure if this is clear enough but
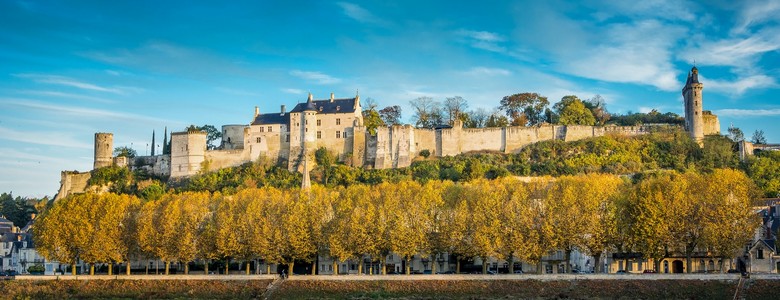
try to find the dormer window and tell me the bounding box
[336,106,341,111]
[319,106,323,112]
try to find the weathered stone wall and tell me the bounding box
[205,149,251,172]
[220,124,247,150]
[702,111,720,136]
[413,128,436,157]
[170,131,207,177]
[55,171,91,201]
[459,127,504,153]
[93,133,113,169]
[131,155,171,177]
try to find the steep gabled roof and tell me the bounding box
[290,98,357,114]
[251,113,291,125]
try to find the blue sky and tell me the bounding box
[2,0,779,197]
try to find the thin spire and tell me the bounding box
[151,130,156,156]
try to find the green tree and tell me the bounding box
[114,146,137,158]
[556,96,596,126]
[499,93,549,126]
[196,125,222,150]
[362,106,385,135]
[727,126,745,143]
[751,129,767,144]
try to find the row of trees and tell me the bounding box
[376,93,613,129]
[36,169,757,276]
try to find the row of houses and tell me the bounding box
[0,215,60,275]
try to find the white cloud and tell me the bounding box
[715,108,780,117]
[702,74,777,95]
[732,0,780,34]
[336,2,388,26]
[13,73,134,95]
[282,88,305,94]
[564,20,683,91]
[680,35,780,68]
[289,70,342,84]
[461,67,511,77]
[15,90,116,103]
[0,127,91,149]
[456,30,511,54]
[0,98,177,124]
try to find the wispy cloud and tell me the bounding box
[680,35,780,68]
[715,108,780,117]
[0,126,91,149]
[456,30,510,54]
[461,67,511,77]
[732,0,780,34]
[0,98,178,124]
[13,73,135,95]
[702,74,777,95]
[289,70,341,84]
[282,88,305,94]
[15,90,116,104]
[336,2,389,26]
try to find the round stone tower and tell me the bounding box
[682,66,704,146]
[94,132,114,169]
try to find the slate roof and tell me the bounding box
[251,113,291,125]
[0,217,12,225]
[290,98,358,114]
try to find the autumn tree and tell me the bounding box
[585,95,610,125]
[499,93,549,126]
[444,96,469,126]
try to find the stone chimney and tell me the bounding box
[330,92,335,102]
[281,105,286,116]
[254,106,260,118]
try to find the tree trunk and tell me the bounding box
[406,257,411,275]
[225,259,229,275]
[289,262,294,277]
[358,260,363,275]
[165,261,170,275]
[720,258,725,273]
[537,261,543,274]
[482,257,488,274]
[185,262,189,275]
[246,261,250,275]
[431,255,437,275]
[145,260,149,275]
[90,264,94,275]
[686,253,692,274]
[456,259,461,274]
[204,260,209,275]
[593,252,601,273]
[508,253,515,274]
[333,261,338,275]
[267,265,271,275]
[312,261,317,275]
[108,264,113,275]
[126,261,131,275]
[382,256,387,275]
[72,264,77,276]
[564,249,572,273]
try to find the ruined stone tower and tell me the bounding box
[93,133,113,169]
[682,66,704,146]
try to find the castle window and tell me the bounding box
[305,128,308,133]
[317,131,322,139]
[317,120,321,126]
[268,126,272,132]
[256,137,261,143]
[259,127,264,133]
[758,249,765,259]
[336,131,341,138]
[306,120,308,125]
[286,135,290,142]
[336,118,341,125]
[343,131,348,138]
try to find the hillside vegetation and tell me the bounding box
[85,128,780,198]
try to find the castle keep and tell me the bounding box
[56,67,720,199]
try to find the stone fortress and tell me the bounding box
[56,67,720,199]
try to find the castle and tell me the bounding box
[56,67,720,199]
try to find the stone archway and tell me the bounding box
[672,260,684,273]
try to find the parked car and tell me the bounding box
[513,270,524,274]
[642,270,657,274]
[615,270,627,274]
[436,270,455,274]
[726,269,740,274]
